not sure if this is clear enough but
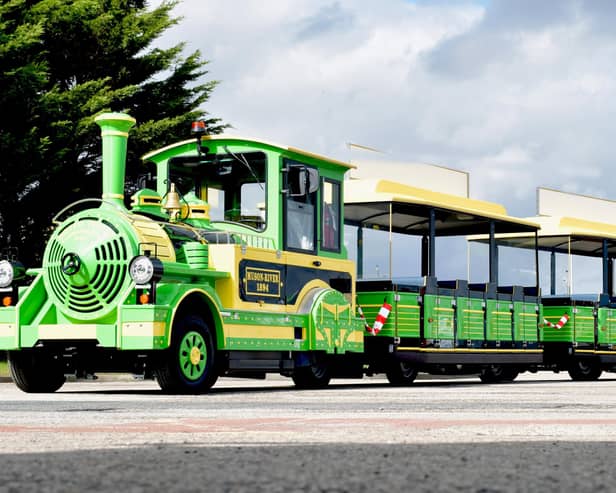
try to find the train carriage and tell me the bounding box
[470,188,616,380]
[344,178,543,384]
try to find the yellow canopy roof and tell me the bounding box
[470,215,616,257]
[344,178,539,236]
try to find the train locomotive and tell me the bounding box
[0,112,614,393]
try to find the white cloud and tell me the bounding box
[155,0,616,218]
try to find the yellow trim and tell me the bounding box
[122,322,166,337]
[575,316,595,320]
[519,313,537,317]
[491,311,513,316]
[399,304,420,309]
[398,347,542,354]
[225,324,295,339]
[39,325,97,339]
[100,130,130,138]
[435,307,454,312]
[130,214,176,261]
[102,192,125,199]
[208,244,356,313]
[341,328,364,344]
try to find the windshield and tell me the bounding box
[168,150,267,230]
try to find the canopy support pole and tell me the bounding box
[357,225,363,279]
[489,221,498,285]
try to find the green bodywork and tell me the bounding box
[0,112,364,358]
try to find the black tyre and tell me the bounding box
[568,358,602,381]
[8,350,66,393]
[479,365,519,384]
[155,315,218,394]
[386,360,418,386]
[292,355,331,389]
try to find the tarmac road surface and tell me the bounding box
[1,371,616,492]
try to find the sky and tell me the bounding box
[154,0,616,290]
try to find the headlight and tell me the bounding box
[0,260,14,288]
[129,256,163,284]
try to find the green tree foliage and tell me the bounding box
[0,0,225,264]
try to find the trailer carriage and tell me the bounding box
[344,178,543,384]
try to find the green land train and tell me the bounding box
[2,113,615,393]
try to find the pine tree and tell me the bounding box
[0,0,225,264]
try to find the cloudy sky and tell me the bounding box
[156,0,616,289]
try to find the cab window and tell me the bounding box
[168,150,267,230]
[284,159,318,253]
[322,179,341,252]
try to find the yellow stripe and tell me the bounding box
[398,347,542,354]
[102,192,125,199]
[519,313,537,317]
[492,311,512,316]
[435,307,454,312]
[398,305,420,309]
[576,316,595,320]
[100,130,130,137]
[225,324,295,339]
[39,325,97,339]
[463,309,484,314]
[122,322,166,337]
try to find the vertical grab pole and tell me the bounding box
[357,225,363,280]
[550,249,556,295]
[389,203,393,279]
[489,220,498,285]
[603,239,609,296]
[428,208,436,277]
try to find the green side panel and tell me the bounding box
[598,308,616,345]
[456,297,484,340]
[486,300,513,341]
[573,306,595,343]
[394,292,421,338]
[513,301,539,342]
[356,291,420,338]
[0,306,17,349]
[309,289,363,354]
[542,305,574,342]
[424,294,454,340]
[120,305,171,350]
[224,312,309,351]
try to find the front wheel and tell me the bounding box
[479,365,519,384]
[568,358,602,381]
[8,350,66,393]
[155,315,218,394]
[386,360,418,386]
[292,355,331,389]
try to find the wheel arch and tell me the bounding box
[170,289,224,348]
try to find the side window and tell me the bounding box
[284,160,318,253]
[322,179,341,252]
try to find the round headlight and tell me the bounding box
[129,256,156,284]
[0,260,14,288]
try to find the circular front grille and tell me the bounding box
[44,215,135,320]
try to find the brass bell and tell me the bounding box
[163,183,182,215]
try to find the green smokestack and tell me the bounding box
[95,112,137,207]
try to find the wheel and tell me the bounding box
[292,355,331,389]
[8,350,66,393]
[479,365,519,384]
[386,360,418,386]
[568,358,602,381]
[155,315,218,394]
